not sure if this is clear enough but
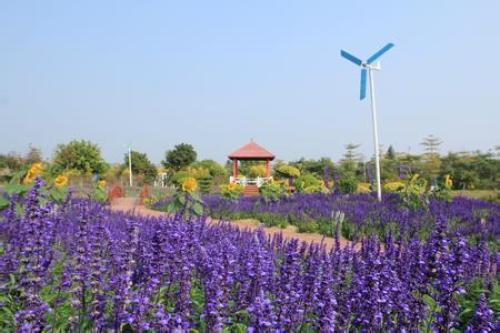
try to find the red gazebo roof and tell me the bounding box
[228,140,275,160]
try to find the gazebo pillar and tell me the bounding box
[265,159,270,178]
[232,160,238,178]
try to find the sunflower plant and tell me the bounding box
[166,177,204,217]
[48,174,69,203]
[401,174,429,211]
[220,182,245,200]
[90,179,107,203]
[430,174,453,201]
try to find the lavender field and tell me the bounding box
[0,180,498,332]
[203,193,500,243]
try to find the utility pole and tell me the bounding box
[128,146,133,187]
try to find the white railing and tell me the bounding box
[229,176,272,188]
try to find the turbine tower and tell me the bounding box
[341,43,394,201]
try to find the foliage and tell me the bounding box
[273,163,300,178]
[124,150,158,185]
[53,140,109,175]
[161,143,197,171]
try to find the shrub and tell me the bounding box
[357,182,371,193]
[337,174,358,193]
[296,220,319,233]
[295,174,328,193]
[139,185,150,204]
[107,183,124,202]
[274,164,300,178]
[384,181,405,192]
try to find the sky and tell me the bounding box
[1,1,499,164]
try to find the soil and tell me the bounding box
[110,197,352,250]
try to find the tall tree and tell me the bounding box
[420,135,443,182]
[124,150,158,184]
[53,140,109,175]
[420,135,442,157]
[341,143,361,173]
[161,143,197,171]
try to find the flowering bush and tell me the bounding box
[0,182,497,331]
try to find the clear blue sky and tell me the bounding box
[1,1,499,164]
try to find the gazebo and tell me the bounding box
[228,140,275,188]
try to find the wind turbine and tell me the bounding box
[341,43,394,201]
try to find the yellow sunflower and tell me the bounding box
[181,177,198,193]
[23,163,43,184]
[54,175,68,188]
[444,175,453,189]
[31,162,43,174]
[97,180,107,190]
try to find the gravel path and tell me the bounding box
[110,197,352,250]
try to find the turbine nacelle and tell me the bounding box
[362,62,381,71]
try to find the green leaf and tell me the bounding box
[166,203,177,214]
[177,194,187,205]
[0,197,9,211]
[3,184,27,196]
[192,203,203,216]
[423,294,437,308]
[49,187,67,203]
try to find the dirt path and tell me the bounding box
[110,197,351,250]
